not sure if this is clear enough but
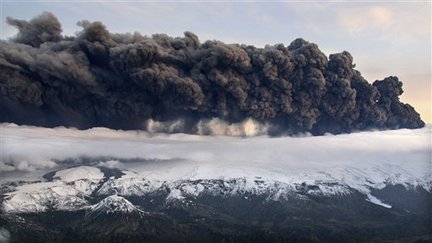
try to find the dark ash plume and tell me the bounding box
[0,12,424,135]
[6,11,62,47]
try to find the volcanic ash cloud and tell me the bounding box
[0,12,424,135]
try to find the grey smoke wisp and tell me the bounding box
[0,12,424,135]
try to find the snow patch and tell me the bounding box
[366,194,392,208]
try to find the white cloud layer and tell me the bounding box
[96,160,123,169]
[1,123,430,186]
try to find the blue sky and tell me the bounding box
[1,1,431,122]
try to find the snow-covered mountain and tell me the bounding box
[2,166,103,213]
[2,163,431,213]
[87,195,146,215]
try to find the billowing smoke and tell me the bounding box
[147,118,269,136]
[0,12,424,135]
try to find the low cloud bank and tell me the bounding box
[1,123,430,185]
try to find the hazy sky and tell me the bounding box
[1,1,430,122]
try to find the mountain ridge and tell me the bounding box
[2,165,431,214]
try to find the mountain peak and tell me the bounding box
[88,195,143,214]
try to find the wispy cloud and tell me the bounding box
[339,4,430,42]
[342,6,392,33]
